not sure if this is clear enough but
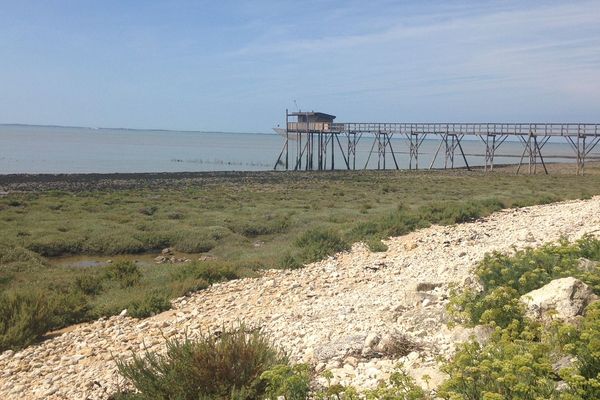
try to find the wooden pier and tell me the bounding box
[273,110,600,175]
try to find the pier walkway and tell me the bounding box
[273,111,600,175]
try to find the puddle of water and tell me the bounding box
[70,260,107,267]
[49,252,207,268]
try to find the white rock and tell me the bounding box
[364,332,380,349]
[2,198,600,399]
[344,356,358,368]
[520,277,598,322]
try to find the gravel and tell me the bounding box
[0,196,599,399]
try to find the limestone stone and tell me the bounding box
[1,197,599,399]
[520,277,598,322]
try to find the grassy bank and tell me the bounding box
[1,167,600,350]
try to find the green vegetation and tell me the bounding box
[448,235,600,328]
[109,236,600,399]
[560,302,600,399]
[2,169,600,351]
[442,236,600,400]
[113,326,288,400]
[294,227,350,263]
[261,364,312,400]
[112,324,427,400]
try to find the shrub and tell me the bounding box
[230,215,290,238]
[128,292,171,318]
[169,260,259,297]
[448,286,525,328]
[0,286,89,351]
[133,231,173,251]
[0,290,52,351]
[579,236,600,260]
[172,261,242,285]
[314,366,428,400]
[167,277,210,297]
[366,237,388,252]
[381,206,423,237]
[75,274,104,296]
[26,235,83,257]
[171,227,229,253]
[46,287,90,327]
[84,232,146,255]
[350,221,380,238]
[107,261,142,288]
[364,367,430,400]
[439,321,557,400]
[418,199,504,225]
[173,235,216,253]
[279,253,303,270]
[261,364,311,400]
[7,199,23,207]
[295,228,350,263]
[347,198,505,247]
[441,304,600,400]
[0,245,45,266]
[443,236,600,399]
[448,235,600,327]
[558,302,600,399]
[114,326,287,400]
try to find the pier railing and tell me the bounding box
[287,122,600,137]
[277,120,600,175]
[286,122,333,132]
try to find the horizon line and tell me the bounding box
[0,122,273,136]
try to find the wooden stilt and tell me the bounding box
[276,114,599,175]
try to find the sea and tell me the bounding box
[0,124,583,174]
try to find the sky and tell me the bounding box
[1,1,599,132]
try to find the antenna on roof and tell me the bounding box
[293,99,299,112]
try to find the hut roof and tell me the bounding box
[289,111,336,120]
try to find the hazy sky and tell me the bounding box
[1,1,599,132]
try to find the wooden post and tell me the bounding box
[331,132,335,170]
[285,109,289,170]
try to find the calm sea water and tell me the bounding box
[0,124,581,174]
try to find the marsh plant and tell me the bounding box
[113,326,289,400]
[442,236,600,399]
[2,170,600,350]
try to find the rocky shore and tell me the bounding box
[0,170,400,193]
[1,197,599,399]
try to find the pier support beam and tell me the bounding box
[406,132,427,170]
[365,131,399,170]
[385,133,400,170]
[478,134,508,171]
[517,134,549,175]
[276,114,599,174]
[273,110,290,170]
[273,137,288,170]
[429,133,470,170]
[335,134,350,170]
[346,132,361,170]
[566,135,600,175]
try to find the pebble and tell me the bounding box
[1,197,599,399]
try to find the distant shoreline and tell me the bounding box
[0,123,272,136]
[0,162,597,193]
